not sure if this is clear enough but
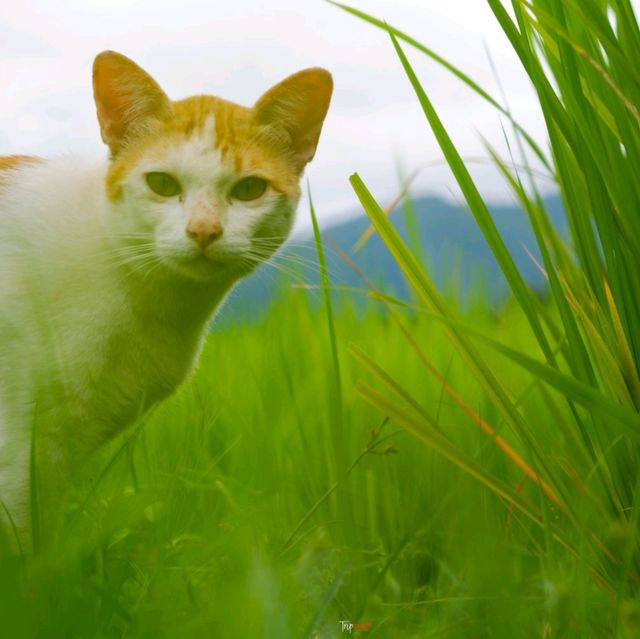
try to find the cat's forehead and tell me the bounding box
[144,98,233,171]
[171,95,243,127]
[158,114,222,180]
[159,96,289,176]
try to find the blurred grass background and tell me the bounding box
[3,0,640,636]
[3,292,599,638]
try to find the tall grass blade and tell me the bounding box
[328,0,552,172]
[309,185,343,429]
[386,28,557,368]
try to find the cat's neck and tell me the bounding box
[120,264,236,332]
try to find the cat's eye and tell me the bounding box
[145,172,182,197]
[230,177,268,202]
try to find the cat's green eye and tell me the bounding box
[231,177,268,202]
[145,172,182,197]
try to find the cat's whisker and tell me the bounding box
[111,253,159,270]
[119,252,158,266]
[106,239,157,250]
[237,256,293,284]
[140,258,168,284]
[106,243,157,257]
[110,246,157,256]
[243,253,314,282]
[108,231,156,238]
[254,238,314,246]
[246,249,318,269]
[246,250,351,287]
[250,241,344,267]
[251,238,311,247]
[261,252,328,272]
[113,252,166,281]
[248,242,318,259]
[243,253,297,277]
[252,235,322,246]
[109,250,157,263]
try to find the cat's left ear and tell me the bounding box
[93,51,173,155]
[253,68,333,172]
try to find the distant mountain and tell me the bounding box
[215,194,567,323]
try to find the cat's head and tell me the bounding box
[93,50,332,281]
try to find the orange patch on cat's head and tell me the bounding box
[0,155,43,190]
[169,96,303,195]
[93,51,332,201]
[103,97,300,201]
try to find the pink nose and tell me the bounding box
[186,216,223,248]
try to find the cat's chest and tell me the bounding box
[47,282,205,433]
[103,318,200,401]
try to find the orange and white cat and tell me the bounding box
[0,51,332,548]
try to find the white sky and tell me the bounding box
[1,0,637,229]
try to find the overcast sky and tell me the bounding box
[1,0,636,230]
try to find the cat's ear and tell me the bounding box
[253,68,333,172]
[93,51,173,155]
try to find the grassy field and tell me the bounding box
[1,289,616,638]
[3,0,640,636]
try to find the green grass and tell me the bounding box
[3,0,640,636]
[0,288,635,637]
[2,290,624,638]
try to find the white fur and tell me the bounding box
[0,121,298,544]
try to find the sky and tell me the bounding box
[1,0,636,230]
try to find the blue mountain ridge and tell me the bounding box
[215,194,566,324]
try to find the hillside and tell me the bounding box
[218,193,567,322]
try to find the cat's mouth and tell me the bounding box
[160,245,249,281]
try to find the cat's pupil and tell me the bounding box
[145,172,182,197]
[231,177,267,202]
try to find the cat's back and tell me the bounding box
[0,153,106,225]
[0,155,48,299]
[0,154,50,209]
[0,153,112,292]
[0,155,46,225]
[0,153,114,355]
[0,155,42,179]
[0,152,125,424]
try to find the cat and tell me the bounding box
[0,50,332,550]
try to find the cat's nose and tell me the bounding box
[186,216,223,249]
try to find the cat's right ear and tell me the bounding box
[253,68,333,173]
[93,51,173,156]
